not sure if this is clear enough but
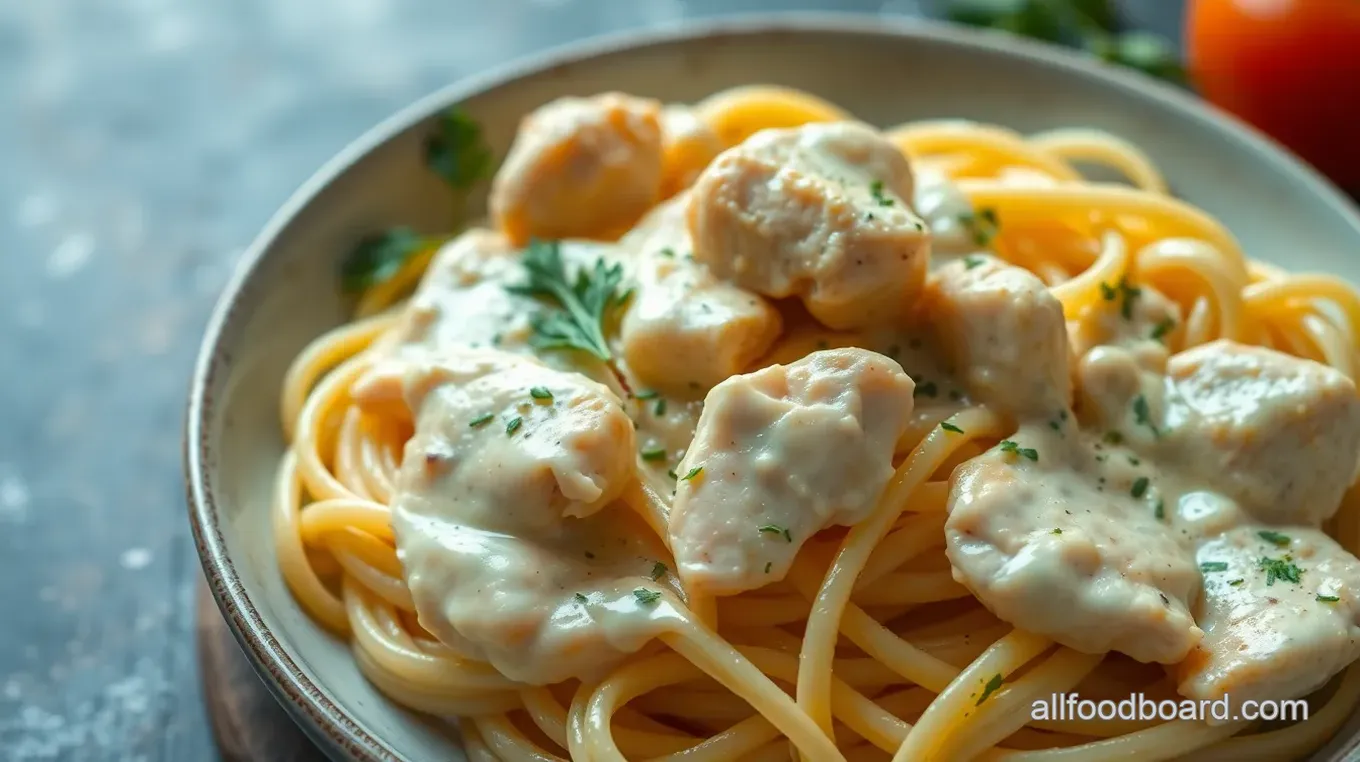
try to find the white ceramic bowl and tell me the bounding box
[185,13,1360,761]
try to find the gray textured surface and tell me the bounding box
[0,2,1181,759]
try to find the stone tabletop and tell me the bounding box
[0,2,1181,759]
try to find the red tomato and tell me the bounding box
[1187,0,1360,190]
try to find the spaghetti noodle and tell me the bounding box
[273,85,1360,761]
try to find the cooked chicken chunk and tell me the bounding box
[1179,526,1360,712]
[490,93,664,244]
[669,349,915,595]
[387,351,682,684]
[945,426,1202,664]
[618,196,782,394]
[926,258,1072,418]
[688,122,930,329]
[1166,341,1360,526]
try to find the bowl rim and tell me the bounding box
[184,11,1360,761]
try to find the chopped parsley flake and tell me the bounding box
[469,413,495,428]
[915,381,939,398]
[759,524,793,543]
[1130,477,1150,499]
[505,416,523,435]
[650,562,668,581]
[1133,395,1160,437]
[1104,431,1124,445]
[633,588,662,606]
[660,247,676,258]
[1258,530,1291,547]
[870,180,894,207]
[964,255,986,269]
[529,386,553,401]
[1099,281,1117,301]
[999,440,1039,462]
[1260,556,1303,586]
[976,674,1004,706]
[864,212,876,222]
[1151,317,1176,342]
[575,593,588,604]
[961,208,1000,247]
[667,469,678,480]
[940,421,965,434]
[1228,578,1244,586]
[1318,594,1341,603]
[681,466,703,481]
[1154,499,1165,520]
[1051,528,1062,535]
[641,448,667,462]
[765,562,773,574]
[1200,561,1229,572]
[584,551,595,559]
[634,390,659,400]
[654,398,667,416]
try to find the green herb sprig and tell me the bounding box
[945,0,1185,84]
[507,240,631,364]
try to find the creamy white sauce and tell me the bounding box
[387,350,684,684]
[1181,526,1360,712]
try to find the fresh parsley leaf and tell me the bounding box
[870,180,894,207]
[1133,394,1160,437]
[340,227,428,293]
[1150,317,1176,342]
[425,107,494,190]
[507,240,629,362]
[999,440,1039,461]
[1259,556,1303,586]
[976,673,1005,706]
[1130,476,1149,499]
[759,524,793,543]
[1258,530,1291,548]
[961,207,1000,247]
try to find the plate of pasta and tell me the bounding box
[185,13,1360,762]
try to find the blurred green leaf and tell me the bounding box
[1090,31,1186,83]
[1068,0,1116,31]
[947,0,1065,43]
[945,0,1185,85]
[340,227,426,293]
[426,107,494,191]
